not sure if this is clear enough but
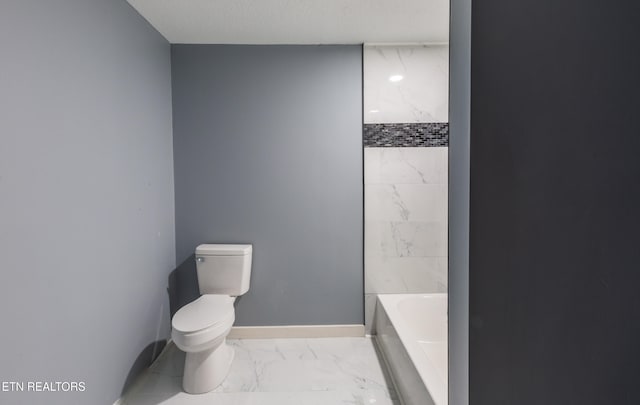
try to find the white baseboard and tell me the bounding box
[227,324,365,339]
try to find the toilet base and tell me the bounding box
[182,341,234,394]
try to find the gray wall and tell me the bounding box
[469,0,640,403]
[171,45,363,326]
[448,0,471,403]
[0,1,174,404]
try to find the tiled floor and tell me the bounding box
[122,337,399,405]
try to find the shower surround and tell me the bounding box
[365,147,448,292]
[364,44,449,332]
[363,42,449,405]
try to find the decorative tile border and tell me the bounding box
[363,123,449,147]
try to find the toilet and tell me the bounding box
[171,244,252,394]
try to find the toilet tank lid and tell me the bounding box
[196,244,252,256]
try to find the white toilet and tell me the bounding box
[171,244,252,394]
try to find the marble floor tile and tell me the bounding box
[122,337,399,405]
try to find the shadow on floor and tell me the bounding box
[121,340,168,396]
[118,255,199,401]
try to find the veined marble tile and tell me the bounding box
[365,183,447,222]
[364,147,448,295]
[122,338,399,405]
[365,147,448,185]
[365,256,448,294]
[364,44,449,124]
[219,338,394,395]
[123,389,397,405]
[366,220,448,258]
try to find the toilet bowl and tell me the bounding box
[171,244,252,394]
[172,294,236,394]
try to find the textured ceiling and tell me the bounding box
[127,0,449,44]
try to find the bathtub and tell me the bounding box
[375,294,447,405]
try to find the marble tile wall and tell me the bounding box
[364,148,448,332]
[364,44,449,124]
[365,149,448,287]
[363,44,449,334]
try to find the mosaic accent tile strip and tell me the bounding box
[364,123,449,147]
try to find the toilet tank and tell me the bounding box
[195,244,252,296]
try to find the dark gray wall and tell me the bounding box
[0,1,174,404]
[448,0,471,403]
[171,45,363,326]
[469,0,640,403]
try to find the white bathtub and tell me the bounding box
[375,294,447,405]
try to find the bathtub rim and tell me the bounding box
[377,293,448,405]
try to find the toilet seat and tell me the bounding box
[173,295,235,333]
[172,295,235,352]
